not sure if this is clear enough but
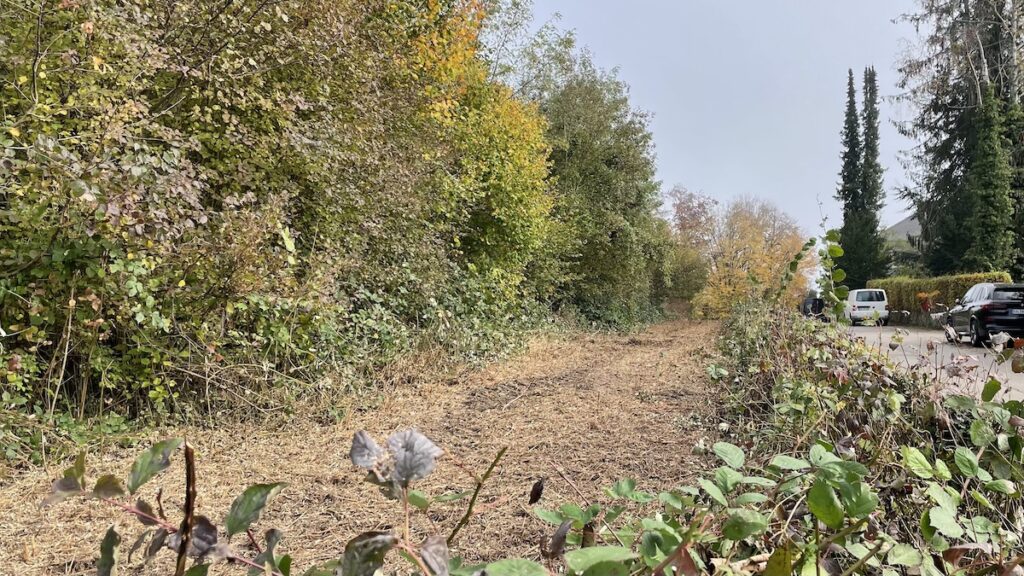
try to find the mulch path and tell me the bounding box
[0,319,718,575]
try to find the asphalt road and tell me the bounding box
[850,324,1024,399]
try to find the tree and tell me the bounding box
[693,199,815,318]
[541,57,669,325]
[838,67,889,289]
[836,70,862,215]
[897,0,1024,275]
[963,87,1016,271]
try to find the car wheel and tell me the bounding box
[970,319,986,347]
[882,318,890,327]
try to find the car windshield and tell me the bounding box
[855,291,885,302]
[994,287,1024,301]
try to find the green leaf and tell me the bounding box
[485,559,549,576]
[887,543,923,567]
[983,378,1002,402]
[564,547,637,573]
[435,490,471,503]
[984,479,1017,494]
[832,269,847,283]
[763,544,794,576]
[534,507,564,526]
[809,444,840,466]
[770,455,810,470]
[829,245,845,258]
[925,483,960,513]
[735,492,769,505]
[845,543,881,568]
[407,490,430,512]
[606,479,636,499]
[185,566,210,576]
[902,446,934,479]
[712,442,745,469]
[659,491,685,509]
[698,478,728,507]
[839,482,878,519]
[127,439,182,494]
[581,562,629,576]
[927,506,964,539]
[971,419,996,447]
[954,448,979,477]
[741,476,777,487]
[933,459,952,481]
[225,483,286,537]
[807,478,844,529]
[972,490,995,510]
[722,509,768,541]
[98,526,120,576]
[65,451,86,485]
[714,467,744,494]
[93,475,125,499]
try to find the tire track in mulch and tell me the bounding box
[0,319,719,574]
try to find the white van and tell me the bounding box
[846,289,889,326]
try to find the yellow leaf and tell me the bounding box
[92,56,104,71]
[8,127,20,138]
[177,280,186,288]
[17,75,27,85]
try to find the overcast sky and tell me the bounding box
[531,0,920,235]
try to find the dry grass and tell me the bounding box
[0,318,718,575]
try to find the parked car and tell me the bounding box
[800,297,827,320]
[945,283,1024,346]
[846,289,889,325]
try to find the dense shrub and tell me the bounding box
[867,271,1013,325]
[0,0,678,465]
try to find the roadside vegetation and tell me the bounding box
[36,233,1024,576]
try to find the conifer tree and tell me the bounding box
[963,86,1016,271]
[836,70,862,215]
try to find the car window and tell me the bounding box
[855,290,885,302]
[994,287,1024,301]
[963,287,977,303]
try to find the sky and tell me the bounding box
[530,0,920,235]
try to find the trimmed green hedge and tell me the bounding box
[867,272,1013,325]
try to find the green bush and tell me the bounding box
[868,271,1013,325]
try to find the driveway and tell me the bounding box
[850,324,1024,399]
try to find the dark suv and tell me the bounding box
[946,283,1024,346]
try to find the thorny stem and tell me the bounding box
[447,446,507,546]
[174,442,196,576]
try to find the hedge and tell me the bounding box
[867,271,1013,326]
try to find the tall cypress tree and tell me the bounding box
[836,70,862,216]
[963,86,1015,271]
[836,68,888,289]
[854,67,889,282]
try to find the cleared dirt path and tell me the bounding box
[0,319,716,574]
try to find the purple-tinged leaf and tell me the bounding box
[136,499,159,526]
[128,439,182,494]
[387,429,443,486]
[350,431,384,469]
[146,529,168,560]
[544,520,573,559]
[97,525,120,576]
[420,535,450,576]
[127,530,152,563]
[168,516,219,558]
[42,476,84,506]
[341,531,398,576]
